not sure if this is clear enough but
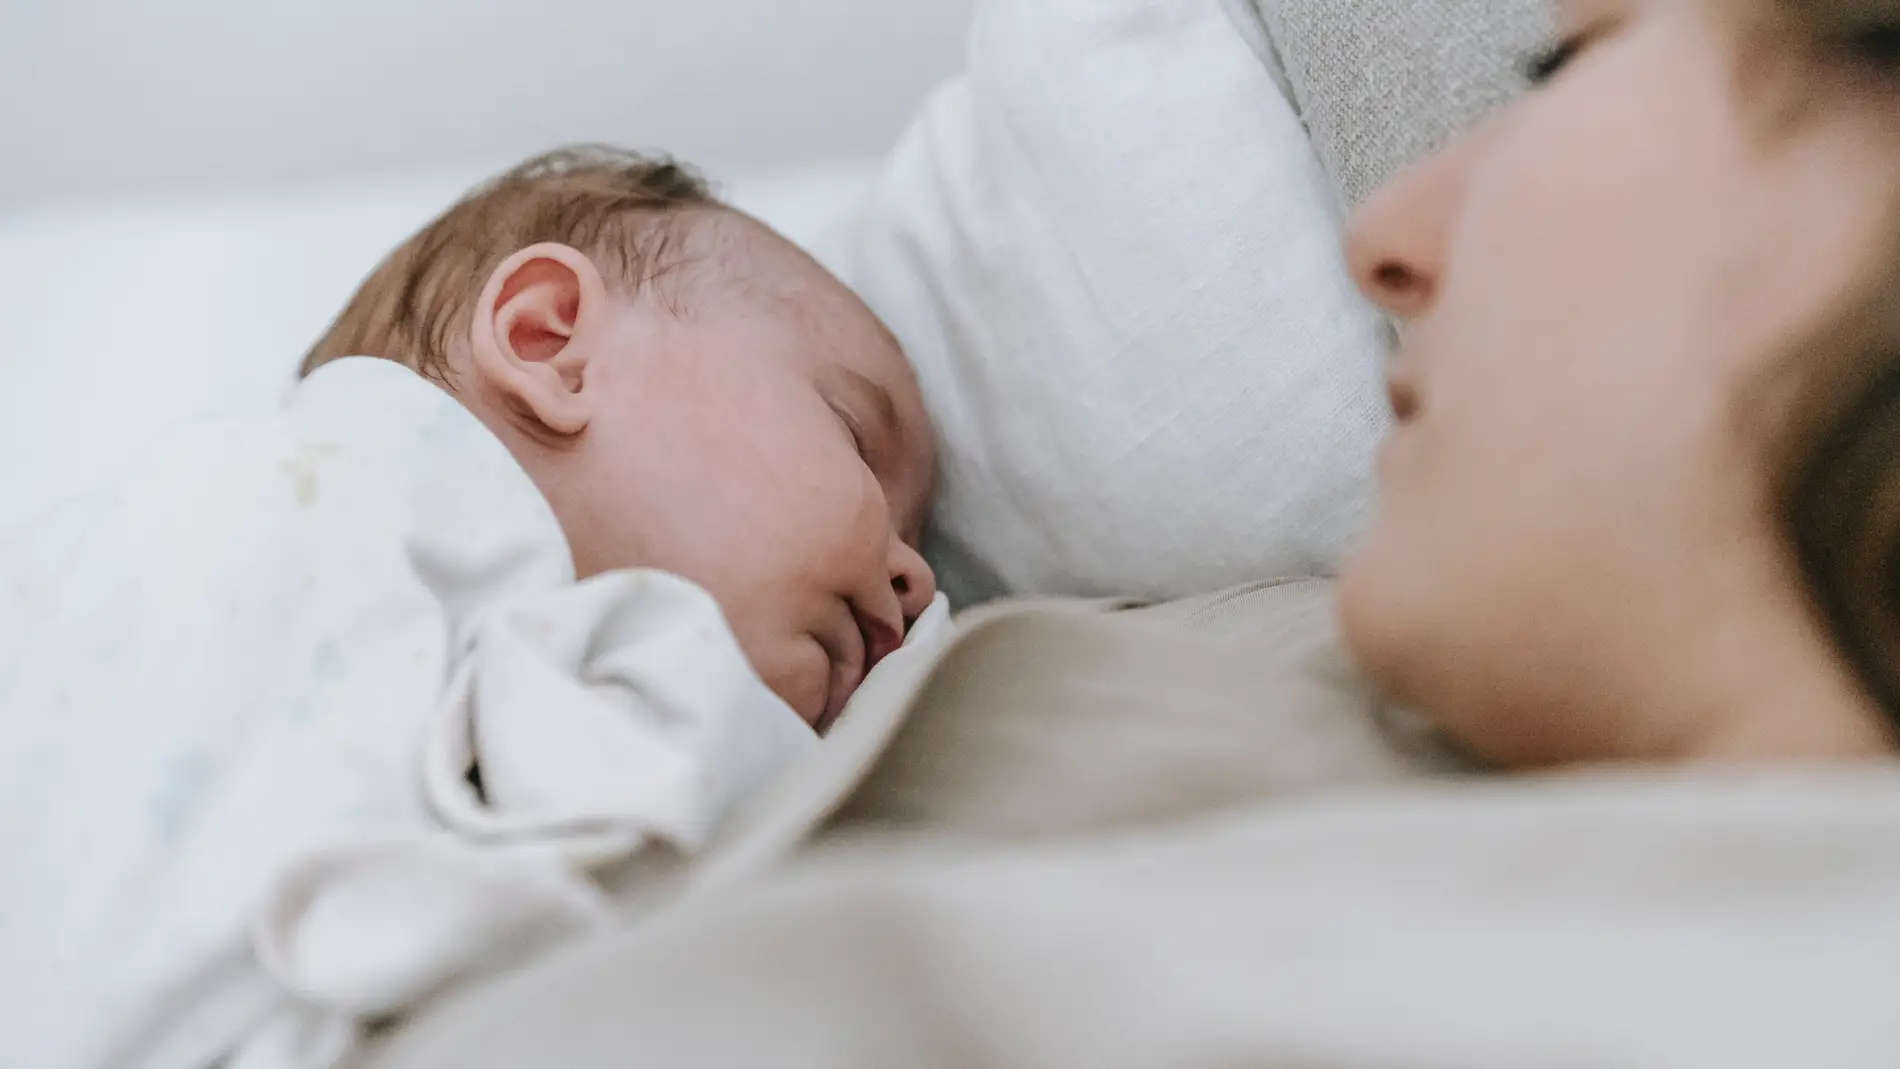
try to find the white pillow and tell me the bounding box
[846,0,1391,604]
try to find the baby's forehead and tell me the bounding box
[642,212,937,534]
[720,224,936,518]
[670,211,924,397]
[690,212,838,301]
[688,216,893,354]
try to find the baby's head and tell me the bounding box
[304,146,937,729]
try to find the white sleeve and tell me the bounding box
[0,414,811,1069]
[0,417,465,1069]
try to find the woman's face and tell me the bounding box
[1339,0,1900,763]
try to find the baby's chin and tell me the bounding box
[755,651,833,734]
[775,676,827,733]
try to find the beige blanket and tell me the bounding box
[366,581,1900,1068]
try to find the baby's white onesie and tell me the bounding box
[0,357,819,1069]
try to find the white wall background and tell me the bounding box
[0,0,972,536]
[0,0,973,209]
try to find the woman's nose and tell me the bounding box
[1344,130,1475,321]
[888,536,938,625]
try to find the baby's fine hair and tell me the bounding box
[302,145,721,382]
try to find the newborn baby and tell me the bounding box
[0,147,942,1069]
[304,146,941,728]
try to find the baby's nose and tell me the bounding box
[888,537,937,626]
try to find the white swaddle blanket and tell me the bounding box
[0,357,860,1069]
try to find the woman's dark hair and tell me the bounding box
[1766,0,1900,726]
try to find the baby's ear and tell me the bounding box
[467,242,608,437]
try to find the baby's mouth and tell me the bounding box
[815,599,905,734]
[854,600,905,679]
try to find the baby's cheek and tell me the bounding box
[849,468,899,544]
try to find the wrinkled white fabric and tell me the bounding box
[0,357,817,1069]
[847,0,1390,606]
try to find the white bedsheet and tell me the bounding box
[0,157,878,542]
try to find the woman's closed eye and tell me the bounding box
[1522,35,1587,85]
[1522,15,1622,87]
[1844,23,1900,76]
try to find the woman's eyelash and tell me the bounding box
[1847,24,1900,70]
[1521,34,1585,85]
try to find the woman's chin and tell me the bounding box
[1334,545,1383,654]
[1334,535,1426,701]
